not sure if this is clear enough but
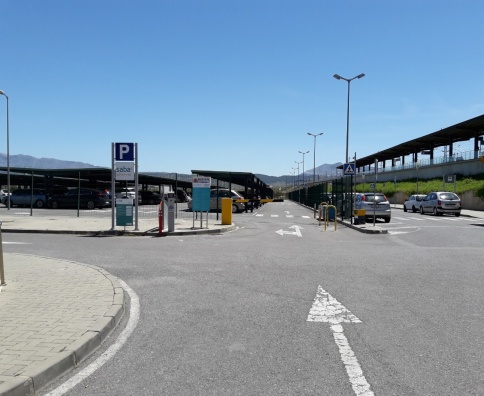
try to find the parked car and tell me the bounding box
[419,191,461,216]
[403,194,427,213]
[2,189,47,208]
[176,189,190,203]
[115,187,141,205]
[188,189,246,213]
[49,188,110,209]
[139,190,162,205]
[355,192,391,223]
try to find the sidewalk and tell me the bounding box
[0,213,236,236]
[0,254,124,396]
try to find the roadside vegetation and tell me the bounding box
[356,173,484,198]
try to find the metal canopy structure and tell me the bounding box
[339,114,484,169]
[0,167,193,192]
[191,170,273,199]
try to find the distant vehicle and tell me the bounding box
[176,189,190,203]
[355,193,391,223]
[419,191,461,216]
[2,189,47,208]
[188,189,246,213]
[49,188,110,209]
[115,187,141,205]
[403,194,427,213]
[138,190,162,205]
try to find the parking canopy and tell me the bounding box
[191,170,273,199]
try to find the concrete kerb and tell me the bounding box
[0,262,127,396]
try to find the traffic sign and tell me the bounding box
[343,163,355,175]
[115,143,135,161]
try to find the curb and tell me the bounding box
[0,267,125,396]
[0,223,237,237]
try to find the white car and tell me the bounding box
[115,187,141,205]
[355,193,391,223]
[403,194,427,213]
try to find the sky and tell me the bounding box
[0,0,483,177]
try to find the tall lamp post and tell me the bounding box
[295,160,302,203]
[0,91,10,210]
[333,73,365,223]
[298,150,309,187]
[307,132,323,183]
[333,73,365,163]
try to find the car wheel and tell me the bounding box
[51,201,60,209]
[86,201,95,210]
[455,213,460,217]
[35,199,45,208]
[420,206,424,214]
[412,206,417,213]
[433,207,438,216]
[384,217,391,223]
[403,205,407,212]
[232,204,238,213]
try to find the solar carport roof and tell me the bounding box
[340,114,484,169]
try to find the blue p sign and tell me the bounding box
[115,143,134,161]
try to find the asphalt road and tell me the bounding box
[3,201,484,395]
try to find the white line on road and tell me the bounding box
[45,278,140,396]
[307,285,374,396]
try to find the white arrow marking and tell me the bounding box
[275,225,303,237]
[307,286,374,396]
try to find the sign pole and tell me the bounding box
[111,143,115,230]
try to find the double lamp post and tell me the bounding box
[0,90,10,210]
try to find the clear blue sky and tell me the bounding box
[1,0,483,176]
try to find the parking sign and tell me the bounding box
[115,143,135,161]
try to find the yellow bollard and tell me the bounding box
[221,198,233,225]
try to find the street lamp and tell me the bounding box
[334,73,365,224]
[298,150,309,187]
[307,132,323,184]
[295,160,302,203]
[333,73,365,163]
[0,90,10,210]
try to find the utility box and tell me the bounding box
[354,209,366,225]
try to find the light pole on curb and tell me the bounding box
[295,160,302,203]
[307,132,323,184]
[333,73,365,223]
[0,91,10,210]
[333,73,365,163]
[298,150,309,187]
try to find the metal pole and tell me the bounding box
[0,91,10,210]
[374,158,377,227]
[0,222,6,285]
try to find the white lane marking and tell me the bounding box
[275,225,303,237]
[2,242,32,244]
[45,279,140,396]
[271,215,278,217]
[255,214,264,217]
[408,217,425,221]
[308,286,374,396]
[286,215,294,218]
[302,215,310,219]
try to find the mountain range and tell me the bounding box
[0,154,341,186]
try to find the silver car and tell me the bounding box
[403,194,427,213]
[355,193,391,223]
[419,191,461,216]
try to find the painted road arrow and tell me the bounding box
[275,225,303,237]
[307,285,374,396]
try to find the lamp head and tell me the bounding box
[356,73,365,79]
[333,74,342,80]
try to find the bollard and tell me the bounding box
[0,222,5,285]
[158,203,163,236]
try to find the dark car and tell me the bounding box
[139,190,162,205]
[49,188,110,209]
[2,189,47,208]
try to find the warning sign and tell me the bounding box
[343,163,355,175]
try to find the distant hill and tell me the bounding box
[256,162,342,186]
[0,153,98,169]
